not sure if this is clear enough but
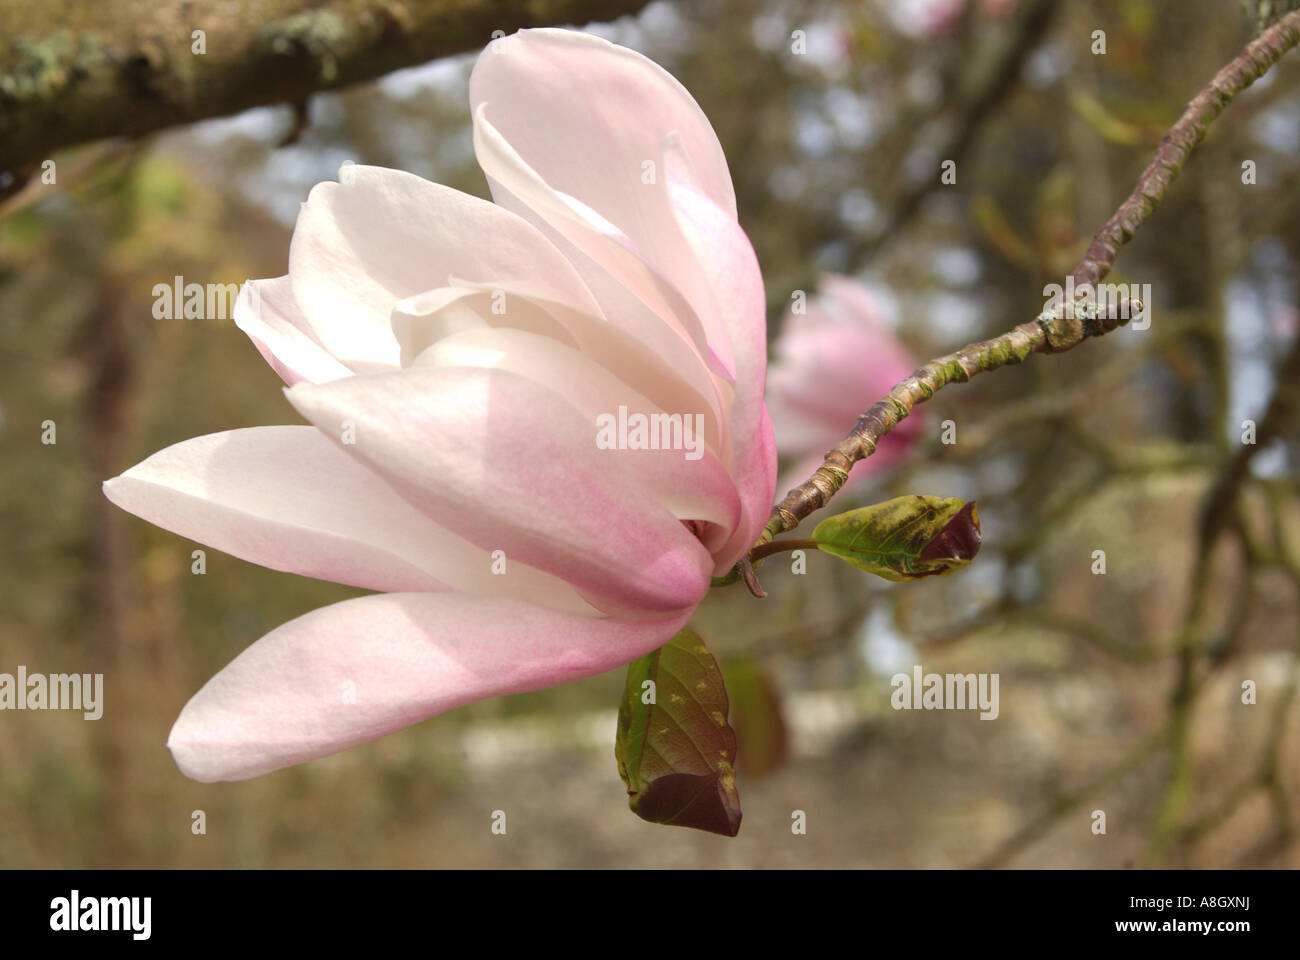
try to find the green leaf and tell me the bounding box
[614,628,742,837]
[812,494,982,581]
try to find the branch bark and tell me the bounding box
[0,0,653,178]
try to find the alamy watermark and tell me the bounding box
[891,665,999,719]
[0,666,102,719]
[50,891,150,940]
[596,405,706,461]
[1041,277,1151,331]
[152,276,241,320]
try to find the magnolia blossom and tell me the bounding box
[766,275,920,499]
[104,29,775,782]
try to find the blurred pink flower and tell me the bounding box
[766,275,921,499]
[104,29,774,782]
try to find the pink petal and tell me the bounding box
[470,29,740,383]
[168,592,694,781]
[471,29,736,221]
[472,114,728,384]
[285,365,716,617]
[411,326,738,510]
[102,426,598,611]
[421,279,725,433]
[663,172,777,571]
[233,277,353,386]
[288,163,604,372]
[410,323,740,560]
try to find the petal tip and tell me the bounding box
[101,475,125,503]
[166,728,220,784]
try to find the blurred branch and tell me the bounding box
[978,335,1300,867]
[1244,0,1300,32]
[1176,656,1297,851]
[0,140,137,216]
[0,0,653,183]
[1166,495,1299,856]
[1072,12,1300,289]
[1198,338,1300,547]
[742,10,1300,567]
[916,599,1160,664]
[888,307,1196,479]
[849,0,1059,264]
[1149,333,1300,862]
[975,719,1171,868]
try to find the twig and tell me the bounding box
[744,11,1300,560]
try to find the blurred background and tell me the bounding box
[2,0,1299,868]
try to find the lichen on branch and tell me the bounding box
[0,0,655,180]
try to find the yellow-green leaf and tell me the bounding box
[812,495,982,581]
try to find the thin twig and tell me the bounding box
[744,11,1300,562]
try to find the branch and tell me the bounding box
[749,10,1300,555]
[1148,333,1300,862]
[850,0,1059,264]
[0,0,653,179]
[755,299,1133,551]
[1198,337,1300,547]
[975,720,1171,869]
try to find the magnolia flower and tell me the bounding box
[766,275,920,498]
[104,29,775,782]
